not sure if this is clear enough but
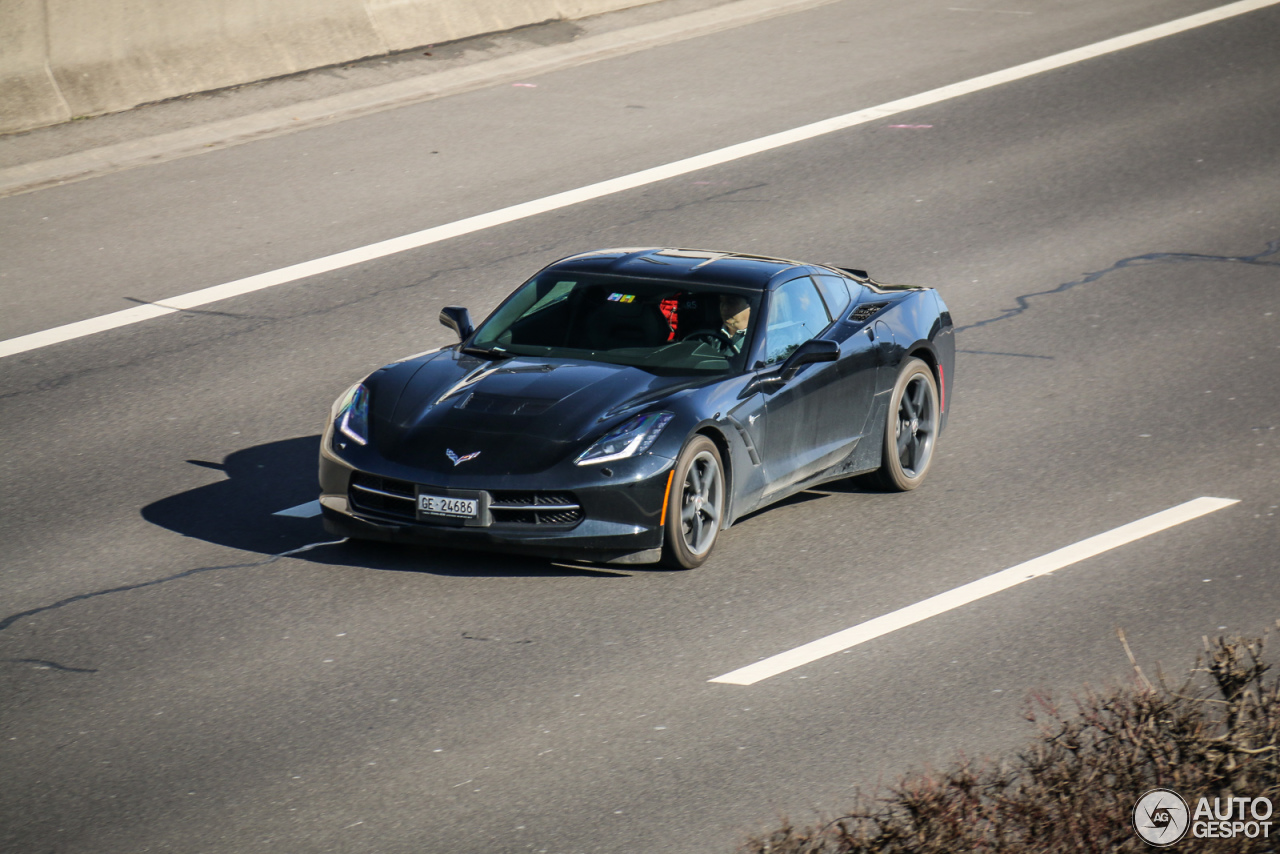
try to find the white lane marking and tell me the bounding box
[273,500,322,518]
[3,0,1276,361]
[710,497,1240,686]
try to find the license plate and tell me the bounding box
[417,494,478,519]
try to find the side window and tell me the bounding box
[813,274,852,319]
[763,278,832,365]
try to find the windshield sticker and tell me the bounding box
[607,293,636,303]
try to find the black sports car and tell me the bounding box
[319,248,954,567]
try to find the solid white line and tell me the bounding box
[273,500,322,518]
[3,0,1276,361]
[710,497,1240,686]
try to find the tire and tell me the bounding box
[868,357,939,491]
[661,435,725,569]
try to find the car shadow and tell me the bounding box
[729,475,880,527]
[141,436,649,578]
[816,476,881,495]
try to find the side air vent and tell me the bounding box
[489,492,583,527]
[849,302,888,322]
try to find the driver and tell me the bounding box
[719,294,751,353]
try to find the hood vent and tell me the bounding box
[458,392,555,416]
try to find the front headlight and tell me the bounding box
[575,412,673,466]
[333,383,370,446]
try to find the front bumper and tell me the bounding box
[318,441,674,564]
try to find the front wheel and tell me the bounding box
[661,435,725,568]
[868,357,939,491]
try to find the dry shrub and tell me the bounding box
[743,626,1280,854]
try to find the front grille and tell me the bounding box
[347,474,582,528]
[349,472,416,522]
[489,491,583,527]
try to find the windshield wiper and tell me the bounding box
[460,345,510,360]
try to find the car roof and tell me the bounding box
[545,247,822,290]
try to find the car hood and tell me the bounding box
[368,350,701,475]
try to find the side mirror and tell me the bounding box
[741,338,840,397]
[439,306,474,341]
[779,338,839,381]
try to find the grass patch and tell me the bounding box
[742,626,1280,853]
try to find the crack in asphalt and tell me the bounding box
[957,238,1280,333]
[957,349,1054,360]
[120,296,257,320]
[4,658,99,673]
[0,538,347,635]
[461,631,534,644]
[595,181,772,232]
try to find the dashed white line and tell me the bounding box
[710,497,1240,686]
[274,500,322,518]
[3,0,1277,360]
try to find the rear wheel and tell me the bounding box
[868,357,939,491]
[661,436,724,568]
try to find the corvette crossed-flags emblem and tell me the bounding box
[446,449,481,466]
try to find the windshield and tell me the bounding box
[470,273,761,375]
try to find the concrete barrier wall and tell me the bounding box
[0,0,72,132]
[1,0,655,135]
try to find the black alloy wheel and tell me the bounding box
[871,357,939,491]
[661,435,725,568]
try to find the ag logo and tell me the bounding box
[1133,788,1190,847]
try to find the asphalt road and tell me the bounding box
[2,1,1278,852]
